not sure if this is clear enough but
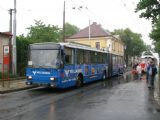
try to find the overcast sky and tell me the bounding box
[0,0,152,45]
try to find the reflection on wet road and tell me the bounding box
[0,73,160,120]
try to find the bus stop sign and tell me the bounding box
[4,46,9,54]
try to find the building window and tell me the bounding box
[95,42,100,49]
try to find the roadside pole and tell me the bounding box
[12,0,17,75]
[157,64,160,104]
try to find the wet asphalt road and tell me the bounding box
[0,74,160,120]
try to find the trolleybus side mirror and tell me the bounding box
[28,61,33,67]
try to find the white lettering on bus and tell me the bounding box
[32,71,50,75]
[64,69,82,77]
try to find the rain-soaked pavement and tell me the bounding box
[0,73,160,120]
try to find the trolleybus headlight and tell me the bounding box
[27,76,32,80]
[50,77,55,81]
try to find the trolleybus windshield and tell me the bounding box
[30,49,61,68]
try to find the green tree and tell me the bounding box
[65,22,80,38]
[136,0,160,24]
[136,0,160,53]
[16,21,80,75]
[150,19,160,42]
[154,41,160,53]
[27,20,61,43]
[150,19,160,53]
[59,22,80,40]
[112,28,146,65]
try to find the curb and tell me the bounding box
[0,85,38,94]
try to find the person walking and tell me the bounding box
[147,60,157,89]
[132,62,138,80]
[146,60,151,83]
[140,61,146,74]
[136,64,142,80]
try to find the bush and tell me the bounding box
[16,36,32,76]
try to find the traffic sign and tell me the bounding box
[4,46,9,54]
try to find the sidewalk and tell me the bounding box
[0,79,37,94]
[154,74,160,105]
[131,71,160,106]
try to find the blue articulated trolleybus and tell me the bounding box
[26,42,124,88]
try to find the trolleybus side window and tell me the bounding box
[97,52,101,63]
[98,52,104,63]
[115,55,117,64]
[77,49,84,64]
[65,47,73,65]
[112,55,116,65]
[84,50,90,64]
[117,56,119,64]
[119,56,122,64]
[91,51,97,64]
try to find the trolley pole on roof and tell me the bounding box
[12,0,17,74]
[63,1,66,42]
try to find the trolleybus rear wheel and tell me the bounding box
[103,71,106,80]
[76,75,83,87]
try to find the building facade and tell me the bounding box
[66,22,124,56]
[0,32,12,72]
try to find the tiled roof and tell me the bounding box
[68,22,111,39]
[0,32,12,36]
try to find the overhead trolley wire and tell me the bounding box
[70,0,109,28]
[120,0,150,41]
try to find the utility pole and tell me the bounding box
[63,1,65,42]
[12,0,17,74]
[9,9,13,73]
[9,9,13,33]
